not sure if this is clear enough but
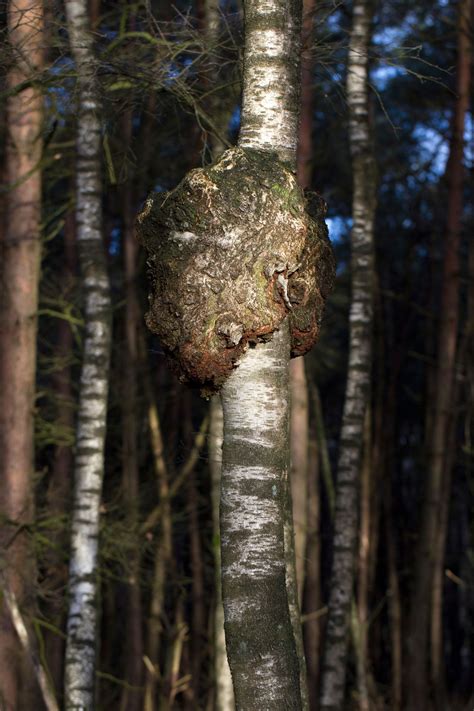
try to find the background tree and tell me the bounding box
[63,0,112,707]
[0,1,44,707]
[319,0,376,707]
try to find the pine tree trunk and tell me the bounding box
[0,1,43,706]
[219,2,306,708]
[63,1,112,707]
[303,438,322,711]
[406,1,472,707]
[319,0,376,706]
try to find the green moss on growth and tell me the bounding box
[136,146,335,392]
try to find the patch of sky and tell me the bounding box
[165,62,181,86]
[371,64,403,90]
[45,57,76,126]
[373,26,407,48]
[228,105,241,134]
[412,124,449,176]
[326,216,351,244]
[164,56,194,87]
[464,111,473,167]
[109,226,121,257]
[326,9,342,33]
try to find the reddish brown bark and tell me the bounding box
[303,439,322,711]
[290,0,316,608]
[0,1,44,706]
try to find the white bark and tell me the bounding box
[219,2,305,708]
[239,0,302,168]
[319,0,375,708]
[64,2,111,708]
[221,323,302,710]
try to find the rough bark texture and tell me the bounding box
[320,0,376,708]
[407,1,472,706]
[138,0,335,707]
[63,1,112,708]
[220,323,302,710]
[137,147,334,393]
[0,1,43,707]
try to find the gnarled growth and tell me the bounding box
[137,146,334,391]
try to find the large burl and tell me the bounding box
[137,147,335,392]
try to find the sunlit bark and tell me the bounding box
[0,1,44,706]
[219,1,305,708]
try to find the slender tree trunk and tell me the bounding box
[219,1,305,708]
[0,1,43,707]
[63,1,112,707]
[303,438,322,711]
[144,391,173,711]
[355,409,371,711]
[407,1,472,707]
[120,181,144,711]
[183,391,206,698]
[290,358,309,602]
[209,397,235,711]
[320,0,376,707]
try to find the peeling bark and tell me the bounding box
[63,1,112,707]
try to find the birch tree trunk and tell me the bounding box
[0,1,43,706]
[319,0,376,707]
[219,3,304,707]
[407,1,472,706]
[63,1,112,707]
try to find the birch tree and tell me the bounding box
[63,1,112,707]
[0,1,44,706]
[319,0,376,707]
[137,1,334,707]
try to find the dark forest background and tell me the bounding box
[0,0,473,709]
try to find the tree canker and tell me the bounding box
[137,146,335,392]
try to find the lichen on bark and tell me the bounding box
[137,146,334,392]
